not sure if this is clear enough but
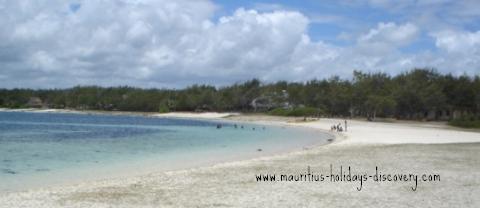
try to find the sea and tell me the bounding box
[0,111,331,192]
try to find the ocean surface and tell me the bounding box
[0,111,331,192]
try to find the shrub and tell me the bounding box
[268,107,323,117]
[158,103,170,113]
[448,115,480,129]
[268,108,290,116]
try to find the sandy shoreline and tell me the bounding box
[1,112,480,207]
[0,108,238,119]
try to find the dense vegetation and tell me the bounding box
[268,107,323,117]
[1,69,479,123]
[448,116,480,129]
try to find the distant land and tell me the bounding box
[1,69,479,127]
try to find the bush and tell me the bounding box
[158,103,170,113]
[268,108,289,116]
[448,115,480,129]
[268,107,323,117]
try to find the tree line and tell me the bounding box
[1,69,479,121]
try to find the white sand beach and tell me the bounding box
[153,112,239,119]
[0,114,479,207]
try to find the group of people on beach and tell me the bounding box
[331,120,347,132]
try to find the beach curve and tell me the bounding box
[0,114,479,207]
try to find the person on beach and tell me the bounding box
[336,123,343,132]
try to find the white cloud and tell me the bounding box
[426,30,480,75]
[358,22,419,47]
[0,0,478,88]
[29,51,60,72]
[432,30,480,54]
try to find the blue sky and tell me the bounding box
[0,0,479,88]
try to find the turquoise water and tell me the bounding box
[0,111,331,191]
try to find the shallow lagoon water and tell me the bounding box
[0,111,331,191]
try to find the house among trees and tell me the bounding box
[251,90,290,111]
[27,97,43,108]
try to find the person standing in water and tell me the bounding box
[344,120,347,132]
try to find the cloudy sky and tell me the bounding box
[0,0,479,88]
